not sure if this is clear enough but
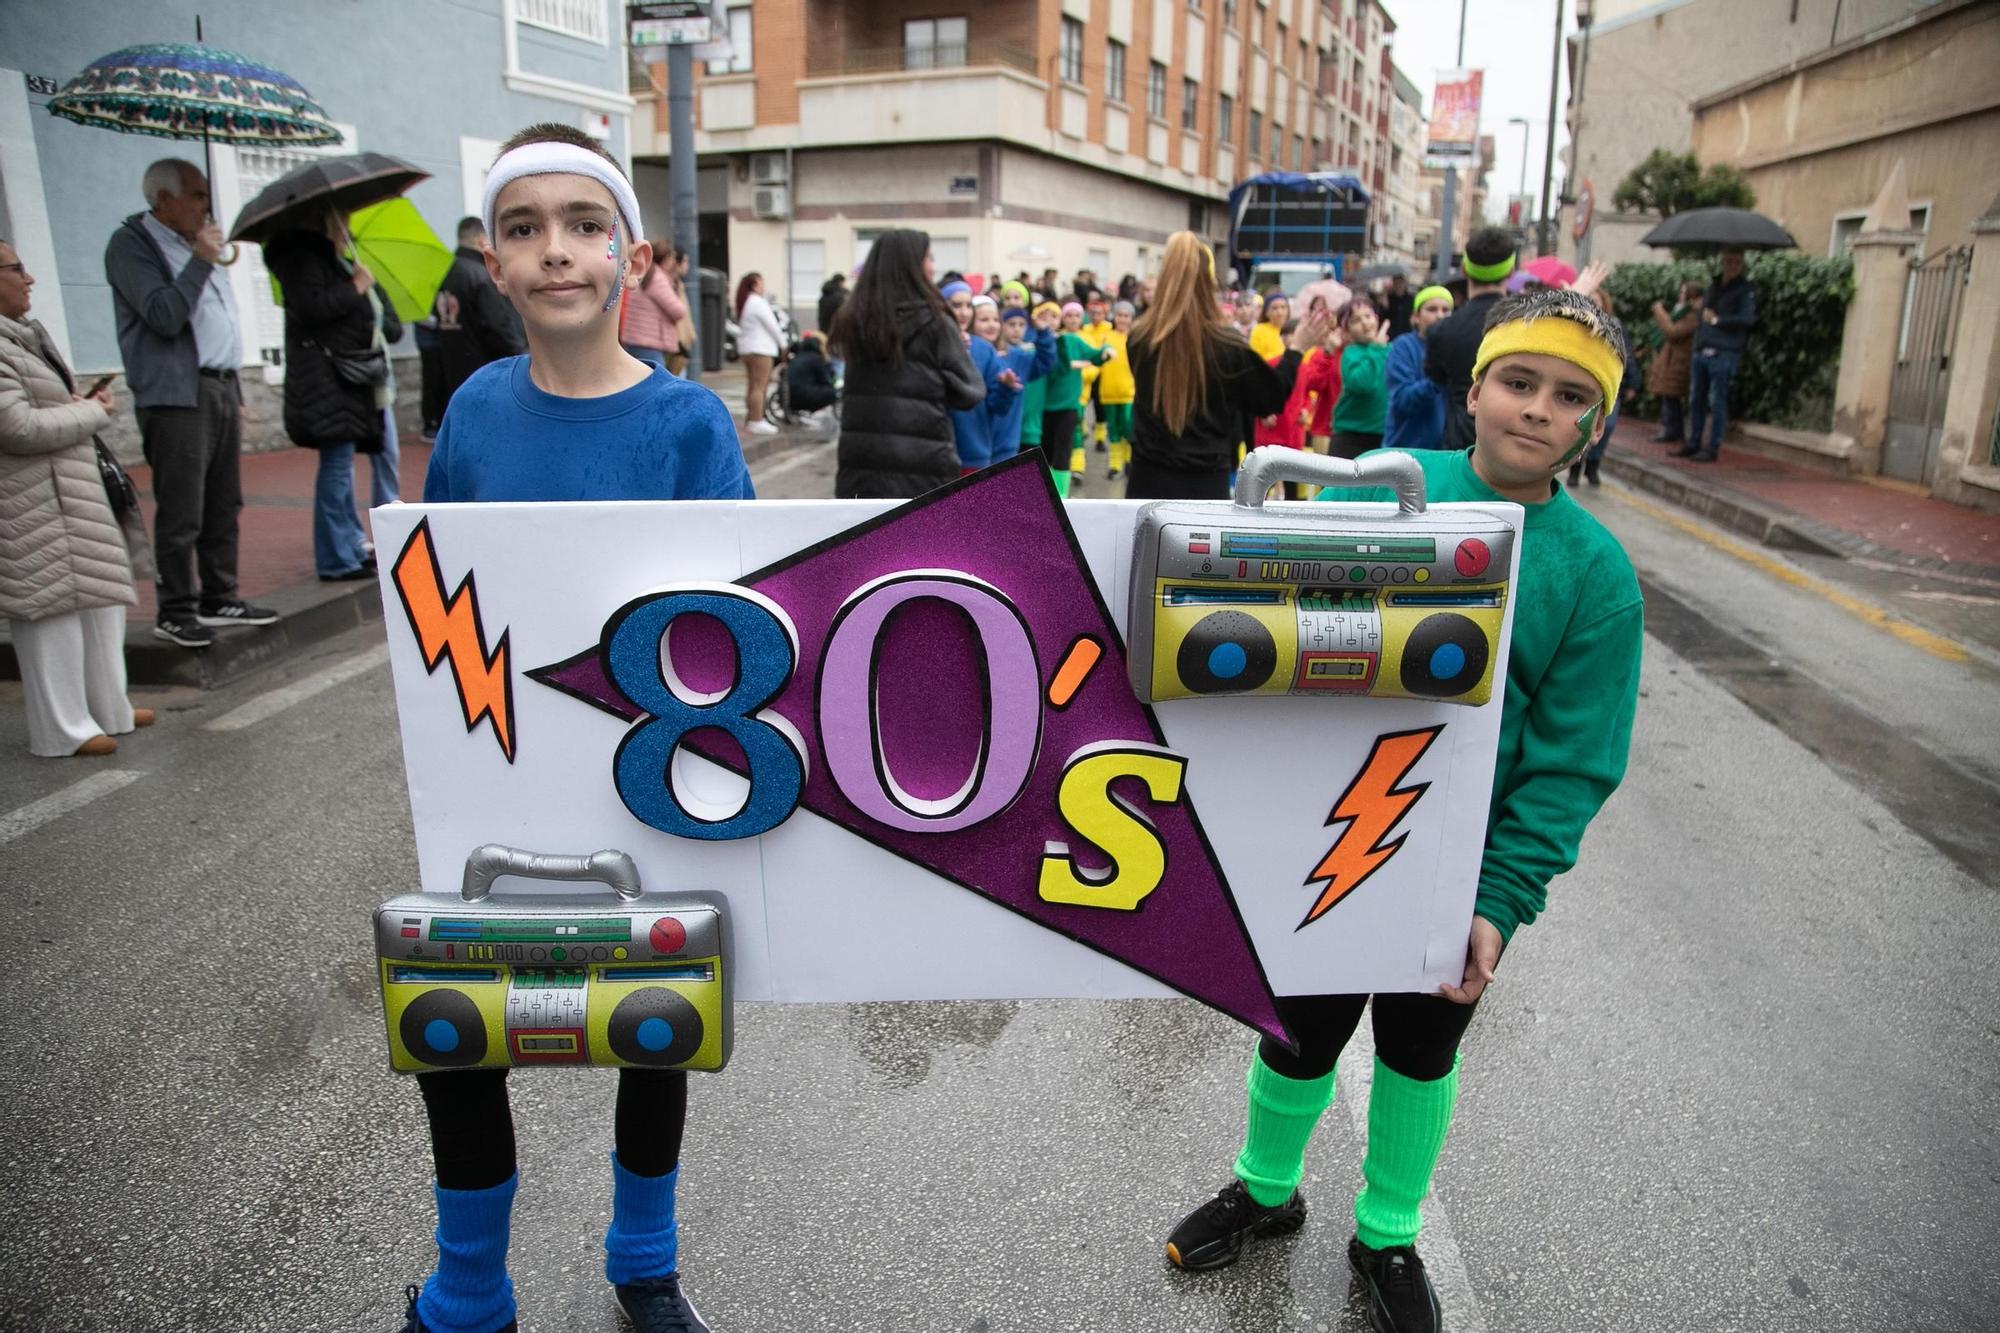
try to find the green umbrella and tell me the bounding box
[345,198,454,323]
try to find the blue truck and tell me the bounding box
[1226,171,1372,298]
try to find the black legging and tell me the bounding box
[417,1068,688,1190]
[1123,458,1232,499]
[1259,992,1480,1084]
[1041,409,1080,471]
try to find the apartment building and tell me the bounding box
[1376,67,1425,269]
[630,0,1415,321]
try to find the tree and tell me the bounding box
[1612,149,1756,216]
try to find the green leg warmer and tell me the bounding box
[1231,1052,1336,1207]
[1353,1054,1460,1250]
[1050,466,1072,497]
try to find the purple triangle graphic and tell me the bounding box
[530,455,1287,1044]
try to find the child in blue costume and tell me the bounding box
[949,295,1009,473]
[1383,285,1455,452]
[988,306,1057,463]
[408,123,749,1333]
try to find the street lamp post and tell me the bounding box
[1507,116,1532,241]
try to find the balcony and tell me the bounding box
[793,41,1049,150]
[805,42,1038,79]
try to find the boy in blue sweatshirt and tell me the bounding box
[410,123,749,1333]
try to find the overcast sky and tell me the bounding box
[1382,0,1575,223]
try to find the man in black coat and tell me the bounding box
[816,274,847,335]
[435,217,524,407]
[1425,228,1520,452]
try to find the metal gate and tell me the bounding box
[1883,247,1971,483]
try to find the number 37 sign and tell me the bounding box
[376,456,1520,1043]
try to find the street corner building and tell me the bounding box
[639,0,1432,326]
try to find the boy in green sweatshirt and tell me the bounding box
[1163,287,1643,1333]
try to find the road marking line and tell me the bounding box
[1340,1026,1487,1333]
[0,771,145,847]
[205,644,392,732]
[1606,486,1972,664]
[750,439,836,484]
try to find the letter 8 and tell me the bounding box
[605,587,806,840]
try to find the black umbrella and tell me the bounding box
[1640,207,1797,251]
[228,151,428,243]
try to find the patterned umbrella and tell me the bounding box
[47,43,341,147]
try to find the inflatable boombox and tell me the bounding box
[1128,449,1516,706]
[375,845,731,1074]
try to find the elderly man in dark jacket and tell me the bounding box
[104,157,276,648]
[436,216,524,406]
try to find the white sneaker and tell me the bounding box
[747,420,779,436]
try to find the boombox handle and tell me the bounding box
[460,844,644,903]
[1232,446,1427,516]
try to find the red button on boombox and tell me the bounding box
[650,916,687,954]
[1453,538,1490,578]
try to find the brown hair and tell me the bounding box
[495,123,628,179]
[1129,231,1233,436]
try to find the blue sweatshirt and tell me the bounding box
[423,356,752,503]
[1383,331,1447,451]
[987,328,1058,462]
[949,337,1007,471]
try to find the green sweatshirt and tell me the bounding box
[1041,333,1110,415]
[1333,342,1388,435]
[1330,447,1643,939]
[1021,370,1047,444]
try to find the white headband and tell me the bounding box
[481,142,643,243]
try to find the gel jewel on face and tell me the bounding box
[603,218,623,312]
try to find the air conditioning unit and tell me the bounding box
[750,153,788,185]
[752,185,790,219]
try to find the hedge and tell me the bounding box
[1604,253,1854,431]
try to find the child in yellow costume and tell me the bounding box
[1097,301,1137,479]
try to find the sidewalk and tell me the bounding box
[1600,416,2000,578]
[0,359,811,689]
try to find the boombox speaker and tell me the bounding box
[376,845,732,1074]
[1127,448,1515,706]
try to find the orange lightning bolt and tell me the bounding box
[1298,725,1444,930]
[392,518,515,763]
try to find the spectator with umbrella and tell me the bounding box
[1639,208,1795,462]
[231,153,443,579]
[54,38,342,649]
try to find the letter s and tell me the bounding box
[1037,745,1189,912]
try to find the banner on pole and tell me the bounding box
[1425,69,1484,168]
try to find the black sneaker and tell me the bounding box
[1347,1235,1442,1333]
[615,1272,710,1332]
[153,615,215,649]
[396,1283,517,1333]
[1164,1178,1307,1271]
[196,599,280,627]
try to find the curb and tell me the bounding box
[1600,453,1847,559]
[0,577,384,690]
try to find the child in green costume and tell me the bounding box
[1164,287,1643,1333]
[1037,300,1113,497]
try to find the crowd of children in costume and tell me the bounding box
[919,262,1544,500]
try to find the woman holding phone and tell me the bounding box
[0,239,154,757]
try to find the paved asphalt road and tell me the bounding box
[2,441,1997,1333]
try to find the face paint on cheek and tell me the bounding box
[1554,402,1600,470]
[602,219,623,313]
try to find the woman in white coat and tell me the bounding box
[0,240,153,757]
[733,271,784,437]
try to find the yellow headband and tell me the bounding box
[1031,300,1062,319]
[1472,315,1623,414]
